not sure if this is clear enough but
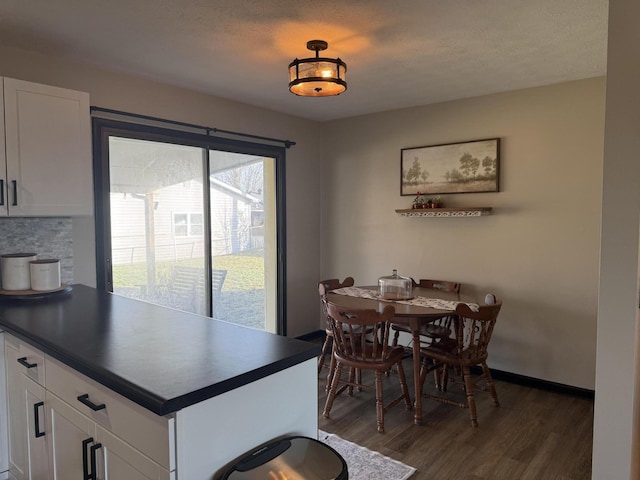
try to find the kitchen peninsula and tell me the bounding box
[0,284,319,479]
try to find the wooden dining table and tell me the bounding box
[326,285,477,425]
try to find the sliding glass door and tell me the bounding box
[208,151,277,332]
[93,119,285,334]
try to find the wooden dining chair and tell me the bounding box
[318,277,355,390]
[322,300,412,433]
[391,278,461,348]
[419,297,502,427]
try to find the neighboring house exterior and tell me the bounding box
[110,178,262,266]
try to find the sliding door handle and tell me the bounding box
[11,180,16,206]
[0,179,4,206]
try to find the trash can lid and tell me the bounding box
[221,436,348,479]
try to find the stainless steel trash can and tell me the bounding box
[220,436,348,479]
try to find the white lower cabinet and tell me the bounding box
[4,332,318,479]
[5,340,26,479]
[4,335,173,480]
[46,392,93,479]
[5,334,46,480]
[23,379,47,480]
[96,424,169,480]
[46,392,168,480]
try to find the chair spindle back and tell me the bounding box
[453,301,502,359]
[325,301,396,364]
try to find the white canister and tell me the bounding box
[29,259,61,291]
[1,253,37,290]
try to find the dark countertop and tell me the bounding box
[0,284,320,416]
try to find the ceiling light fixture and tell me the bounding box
[288,40,347,97]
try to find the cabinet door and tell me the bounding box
[23,378,48,480]
[96,427,170,480]
[46,393,95,480]
[5,344,48,480]
[5,340,26,479]
[3,78,92,216]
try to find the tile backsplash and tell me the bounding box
[0,217,73,286]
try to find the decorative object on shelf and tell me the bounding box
[412,192,425,209]
[401,138,500,195]
[411,193,444,209]
[378,269,413,300]
[288,40,347,97]
[396,207,493,217]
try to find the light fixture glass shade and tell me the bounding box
[288,41,347,97]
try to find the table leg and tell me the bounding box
[412,321,422,425]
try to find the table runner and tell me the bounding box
[331,286,479,312]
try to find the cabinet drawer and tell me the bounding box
[45,356,174,471]
[5,334,45,386]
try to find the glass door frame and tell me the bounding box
[92,117,288,334]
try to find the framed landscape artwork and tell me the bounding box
[401,138,500,195]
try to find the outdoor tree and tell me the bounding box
[213,161,263,195]
[212,161,263,254]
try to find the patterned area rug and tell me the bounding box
[318,430,416,480]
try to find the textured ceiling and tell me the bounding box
[0,0,609,122]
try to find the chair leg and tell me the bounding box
[326,351,337,392]
[395,361,413,411]
[323,362,344,419]
[374,370,385,433]
[440,364,449,391]
[386,329,401,377]
[318,334,332,373]
[348,367,356,395]
[433,360,442,390]
[462,366,479,427]
[481,361,500,406]
[419,357,441,392]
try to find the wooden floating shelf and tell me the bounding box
[395,207,493,217]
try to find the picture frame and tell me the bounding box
[401,138,500,196]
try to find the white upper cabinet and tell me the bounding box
[2,77,93,216]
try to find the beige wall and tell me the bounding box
[593,0,640,477]
[0,45,609,388]
[0,44,323,337]
[321,77,606,389]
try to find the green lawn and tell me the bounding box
[112,250,264,291]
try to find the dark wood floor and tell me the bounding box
[317,357,593,479]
